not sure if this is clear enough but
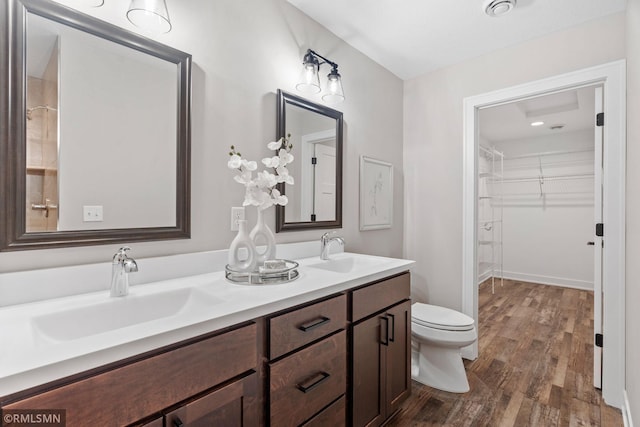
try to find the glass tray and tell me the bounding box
[225,260,299,285]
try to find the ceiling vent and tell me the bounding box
[483,0,517,17]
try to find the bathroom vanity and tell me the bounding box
[0,249,413,426]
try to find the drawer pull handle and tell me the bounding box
[298,316,330,332]
[388,313,396,342]
[173,417,184,427]
[297,371,331,393]
[381,315,389,346]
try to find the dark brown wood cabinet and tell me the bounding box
[2,271,412,427]
[165,372,258,427]
[268,294,348,426]
[351,274,411,427]
[2,323,258,426]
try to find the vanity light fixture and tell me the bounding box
[296,49,345,104]
[127,0,172,34]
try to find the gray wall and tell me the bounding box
[403,12,625,309]
[626,0,640,421]
[0,0,404,273]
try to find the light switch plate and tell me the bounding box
[231,207,245,231]
[83,205,103,222]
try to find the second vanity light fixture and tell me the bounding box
[87,0,172,35]
[296,49,345,104]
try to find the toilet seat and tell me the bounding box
[412,303,474,332]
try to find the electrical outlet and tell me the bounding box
[83,205,103,222]
[230,207,245,231]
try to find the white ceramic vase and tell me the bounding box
[228,219,257,272]
[250,208,276,265]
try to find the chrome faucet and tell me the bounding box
[110,247,138,297]
[320,232,345,260]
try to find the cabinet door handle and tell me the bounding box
[388,313,395,343]
[298,316,330,332]
[173,417,184,427]
[381,316,389,346]
[297,371,330,393]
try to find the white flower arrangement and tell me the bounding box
[227,136,294,210]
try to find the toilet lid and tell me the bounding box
[412,303,475,331]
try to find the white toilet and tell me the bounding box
[411,302,477,393]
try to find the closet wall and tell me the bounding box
[493,129,595,290]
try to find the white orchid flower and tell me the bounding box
[255,170,278,189]
[278,149,294,165]
[233,169,253,185]
[271,188,288,206]
[267,138,283,151]
[241,159,257,171]
[262,156,280,168]
[275,166,294,185]
[227,154,242,169]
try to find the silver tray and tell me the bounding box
[225,260,299,285]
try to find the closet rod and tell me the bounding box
[506,148,593,160]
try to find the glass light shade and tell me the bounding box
[296,63,321,94]
[322,72,345,103]
[127,0,172,34]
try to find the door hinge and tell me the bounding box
[595,333,603,348]
[310,214,316,222]
[596,112,604,127]
[311,157,317,165]
[596,223,604,237]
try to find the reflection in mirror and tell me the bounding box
[276,90,343,232]
[26,12,178,232]
[1,0,191,250]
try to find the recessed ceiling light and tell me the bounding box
[530,121,544,127]
[483,0,517,17]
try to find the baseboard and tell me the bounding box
[501,271,593,291]
[623,390,634,427]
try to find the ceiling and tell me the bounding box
[479,86,596,142]
[287,0,626,80]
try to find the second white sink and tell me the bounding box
[32,287,222,342]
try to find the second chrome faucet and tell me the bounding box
[320,232,345,260]
[110,247,138,297]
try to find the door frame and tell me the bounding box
[461,60,626,408]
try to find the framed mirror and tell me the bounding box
[0,0,191,251]
[275,90,343,232]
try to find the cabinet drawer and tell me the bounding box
[5,323,257,427]
[301,396,346,427]
[270,294,346,359]
[165,372,257,427]
[351,273,410,322]
[270,330,346,427]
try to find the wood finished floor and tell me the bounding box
[387,279,623,427]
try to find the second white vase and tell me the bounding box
[250,208,276,265]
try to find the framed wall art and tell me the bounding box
[359,156,393,231]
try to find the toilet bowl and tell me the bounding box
[411,302,477,393]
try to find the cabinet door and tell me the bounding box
[385,300,411,416]
[351,314,385,427]
[165,372,257,427]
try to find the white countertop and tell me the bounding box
[0,251,413,397]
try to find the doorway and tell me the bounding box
[461,61,626,408]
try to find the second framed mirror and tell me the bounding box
[275,90,343,232]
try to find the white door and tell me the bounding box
[593,86,604,389]
[313,143,336,221]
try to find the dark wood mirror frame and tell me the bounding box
[275,90,343,232]
[0,0,191,251]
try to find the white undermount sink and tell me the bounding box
[31,287,222,342]
[306,253,383,274]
